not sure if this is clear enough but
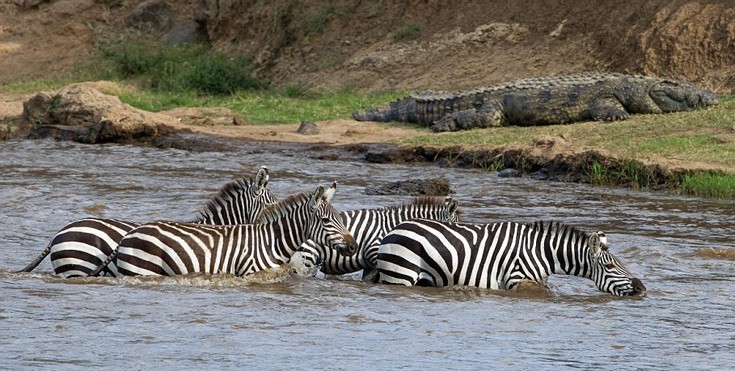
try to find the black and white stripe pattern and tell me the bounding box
[90,185,358,277]
[373,219,646,296]
[18,166,276,278]
[295,196,460,276]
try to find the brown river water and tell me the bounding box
[1,139,734,369]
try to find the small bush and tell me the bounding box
[394,22,421,41]
[101,43,264,95]
[184,55,263,95]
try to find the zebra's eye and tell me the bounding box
[603,263,616,270]
[321,217,331,224]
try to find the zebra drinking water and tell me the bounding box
[89,184,359,277]
[294,196,461,277]
[18,166,277,278]
[372,219,646,296]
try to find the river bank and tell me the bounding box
[1,81,734,198]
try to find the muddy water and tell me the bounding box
[1,139,733,369]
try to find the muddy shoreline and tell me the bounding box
[151,130,689,192]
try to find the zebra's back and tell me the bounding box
[115,222,256,276]
[45,218,138,278]
[375,219,525,289]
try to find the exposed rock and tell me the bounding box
[160,20,206,46]
[296,121,319,135]
[497,168,522,178]
[232,115,245,126]
[13,0,48,10]
[364,178,451,196]
[126,0,173,33]
[22,83,180,144]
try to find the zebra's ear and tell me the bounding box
[311,185,326,207]
[323,181,337,203]
[596,231,609,250]
[444,197,459,214]
[588,232,604,258]
[255,166,269,189]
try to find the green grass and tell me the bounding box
[582,160,656,190]
[225,90,399,124]
[680,172,735,199]
[117,87,401,124]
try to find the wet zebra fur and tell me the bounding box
[372,219,646,296]
[89,184,358,277]
[295,196,460,276]
[18,166,276,278]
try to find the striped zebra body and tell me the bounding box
[296,196,460,276]
[374,219,646,296]
[46,218,139,278]
[18,166,276,278]
[97,185,358,277]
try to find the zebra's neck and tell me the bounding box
[250,192,314,264]
[511,221,594,285]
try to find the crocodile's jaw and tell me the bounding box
[650,80,719,112]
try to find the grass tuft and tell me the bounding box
[680,172,735,199]
[394,21,422,41]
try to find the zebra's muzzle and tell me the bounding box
[631,278,646,296]
[340,234,359,257]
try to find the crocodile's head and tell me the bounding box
[649,79,719,112]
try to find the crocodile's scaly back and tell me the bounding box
[352,73,719,132]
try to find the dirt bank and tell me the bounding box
[1,0,734,93]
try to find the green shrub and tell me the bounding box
[394,22,421,41]
[100,43,263,95]
[184,55,263,95]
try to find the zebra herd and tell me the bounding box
[17,166,646,297]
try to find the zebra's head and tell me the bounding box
[307,182,358,257]
[588,232,646,297]
[442,197,461,222]
[246,166,278,222]
[195,165,278,225]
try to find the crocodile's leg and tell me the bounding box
[590,97,630,121]
[429,99,505,132]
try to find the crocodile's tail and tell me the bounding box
[16,243,52,273]
[352,97,418,123]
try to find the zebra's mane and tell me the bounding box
[529,220,593,244]
[254,191,311,224]
[194,177,255,218]
[385,196,460,213]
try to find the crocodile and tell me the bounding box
[352,73,719,132]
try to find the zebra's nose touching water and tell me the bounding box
[632,278,646,295]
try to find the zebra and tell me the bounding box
[371,219,646,296]
[88,183,359,277]
[294,196,461,277]
[17,166,277,278]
